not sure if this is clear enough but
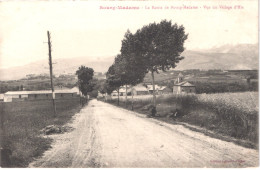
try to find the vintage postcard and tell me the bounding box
[0,0,258,168]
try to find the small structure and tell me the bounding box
[158,86,172,94]
[0,94,4,102]
[111,90,118,96]
[131,84,149,95]
[173,81,196,94]
[173,73,196,94]
[97,91,106,98]
[4,89,78,102]
[147,85,160,94]
[70,87,82,96]
[111,86,131,96]
[174,73,184,84]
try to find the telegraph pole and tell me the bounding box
[47,31,57,117]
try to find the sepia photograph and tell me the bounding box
[0,0,258,168]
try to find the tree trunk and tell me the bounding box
[125,85,127,108]
[117,88,119,106]
[151,71,156,117]
[151,71,156,107]
[131,88,134,110]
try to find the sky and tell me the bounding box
[0,0,258,69]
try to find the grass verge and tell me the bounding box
[0,98,82,167]
[102,93,258,149]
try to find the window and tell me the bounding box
[19,95,21,98]
[34,94,37,98]
[46,94,48,97]
[61,94,63,97]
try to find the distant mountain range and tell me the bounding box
[177,44,258,70]
[0,56,114,81]
[0,44,258,80]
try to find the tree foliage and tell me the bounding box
[106,64,122,94]
[121,20,188,73]
[106,53,147,95]
[121,20,188,110]
[76,66,94,96]
[114,54,146,86]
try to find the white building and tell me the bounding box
[147,85,160,94]
[131,84,149,95]
[4,88,79,102]
[111,86,132,96]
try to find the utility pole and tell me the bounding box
[47,31,57,117]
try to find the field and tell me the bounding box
[105,92,258,148]
[197,92,258,113]
[0,98,82,167]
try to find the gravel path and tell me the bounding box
[29,99,259,168]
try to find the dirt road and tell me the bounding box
[29,99,258,168]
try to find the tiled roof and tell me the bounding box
[132,85,148,91]
[174,81,195,87]
[147,85,160,90]
[178,73,184,77]
[158,86,167,90]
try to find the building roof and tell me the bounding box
[147,85,160,90]
[174,81,195,87]
[5,89,77,95]
[120,86,131,92]
[178,73,184,77]
[158,86,167,90]
[54,86,70,90]
[132,85,148,92]
[70,87,80,93]
[111,86,131,93]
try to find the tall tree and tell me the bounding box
[121,20,188,115]
[106,64,123,105]
[113,53,146,108]
[76,66,94,96]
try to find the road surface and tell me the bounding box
[29,99,258,168]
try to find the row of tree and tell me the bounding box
[105,20,188,116]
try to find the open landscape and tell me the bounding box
[0,0,258,168]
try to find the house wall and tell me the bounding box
[148,90,158,95]
[137,91,149,95]
[4,96,13,102]
[4,94,29,102]
[5,92,78,102]
[181,86,196,93]
[132,89,149,95]
[28,94,51,100]
[158,88,172,94]
[173,86,180,94]
[111,92,118,96]
[173,86,193,94]
[55,93,77,99]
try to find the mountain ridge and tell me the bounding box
[0,43,258,80]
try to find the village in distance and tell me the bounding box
[0,28,258,168]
